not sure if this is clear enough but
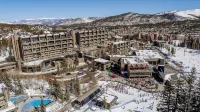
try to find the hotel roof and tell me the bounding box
[136,50,163,59]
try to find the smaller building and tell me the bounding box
[72,86,101,109]
[120,57,151,77]
[94,58,111,71]
[135,50,165,72]
[96,93,118,109]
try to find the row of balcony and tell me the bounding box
[22,37,73,44]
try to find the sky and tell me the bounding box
[0,0,200,22]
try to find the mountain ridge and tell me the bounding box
[2,9,200,26]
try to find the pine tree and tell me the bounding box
[16,76,24,95]
[74,75,80,96]
[53,79,63,100]
[184,67,196,112]
[157,82,175,112]
[3,73,13,91]
[173,78,185,112]
[191,78,200,111]
[40,97,46,112]
[64,89,70,101]
[171,48,175,55]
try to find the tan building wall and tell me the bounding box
[76,29,108,48]
[13,31,75,62]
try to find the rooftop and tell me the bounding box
[94,58,110,64]
[121,57,148,65]
[97,93,117,104]
[112,41,128,45]
[23,59,46,66]
[136,50,163,59]
[113,35,123,39]
[76,86,99,102]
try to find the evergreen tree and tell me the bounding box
[157,82,175,112]
[191,78,200,111]
[74,75,80,96]
[171,48,175,55]
[184,67,196,112]
[40,97,46,112]
[3,73,13,91]
[16,76,24,95]
[53,79,63,100]
[173,78,185,112]
[64,89,70,101]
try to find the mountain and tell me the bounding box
[11,17,101,26]
[10,9,200,26]
[90,9,200,26]
[157,9,200,19]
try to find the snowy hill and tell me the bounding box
[157,9,200,19]
[9,9,200,26]
[11,17,101,26]
[90,9,200,26]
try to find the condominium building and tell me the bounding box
[75,29,108,48]
[120,57,151,77]
[108,41,131,55]
[135,50,165,72]
[15,31,75,62]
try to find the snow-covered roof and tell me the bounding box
[113,35,123,39]
[112,41,128,45]
[94,58,110,64]
[97,93,117,104]
[109,55,134,58]
[136,50,163,59]
[121,57,148,65]
[23,59,46,66]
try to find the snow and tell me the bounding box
[164,73,175,81]
[0,47,10,62]
[136,50,163,59]
[23,59,46,66]
[97,93,116,104]
[121,57,148,65]
[94,58,109,63]
[157,9,200,19]
[171,47,200,75]
[46,101,64,112]
[0,83,6,93]
[174,9,200,19]
[78,62,87,67]
[112,41,128,45]
[76,81,158,112]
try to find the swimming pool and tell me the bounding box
[10,95,25,102]
[23,99,51,109]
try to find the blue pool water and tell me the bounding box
[23,100,51,109]
[10,95,25,102]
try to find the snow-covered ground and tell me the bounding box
[0,47,9,62]
[21,79,49,96]
[75,81,159,112]
[171,47,200,75]
[46,101,64,112]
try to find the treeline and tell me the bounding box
[157,67,200,112]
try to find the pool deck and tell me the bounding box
[21,96,53,112]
